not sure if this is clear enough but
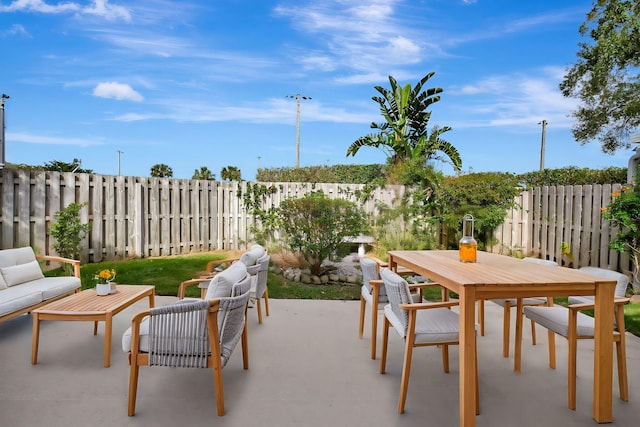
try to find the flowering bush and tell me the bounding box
[602,183,640,290]
[94,269,116,284]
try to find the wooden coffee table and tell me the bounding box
[32,285,155,368]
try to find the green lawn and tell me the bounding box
[45,253,640,337]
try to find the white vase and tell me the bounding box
[96,283,110,296]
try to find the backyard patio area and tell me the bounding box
[0,296,638,427]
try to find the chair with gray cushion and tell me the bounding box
[379,268,478,414]
[486,257,557,358]
[358,257,438,360]
[123,276,251,416]
[523,293,629,410]
[250,253,271,324]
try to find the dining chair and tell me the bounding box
[523,296,629,410]
[358,257,442,360]
[250,253,271,324]
[379,268,478,414]
[481,257,556,357]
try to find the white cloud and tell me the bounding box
[8,132,104,147]
[0,0,130,22]
[274,1,431,78]
[2,23,30,37]
[448,69,579,130]
[93,82,144,102]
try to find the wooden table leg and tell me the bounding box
[459,286,477,427]
[31,313,40,365]
[104,314,113,368]
[149,291,155,308]
[592,280,614,423]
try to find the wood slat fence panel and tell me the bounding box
[0,168,632,277]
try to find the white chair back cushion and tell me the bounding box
[380,268,413,333]
[205,262,248,299]
[578,266,629,298]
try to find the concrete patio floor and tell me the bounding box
[0,296,638,427]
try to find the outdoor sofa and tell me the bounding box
[0,247,81,323]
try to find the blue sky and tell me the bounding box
[0,0,635,180]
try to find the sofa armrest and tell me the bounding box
[36,255,81,278]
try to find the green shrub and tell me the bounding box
[257,164,385,183]
[278,190,366,275]
[517,166,626,187]
[49,202,90,273]
[436,172,521,249]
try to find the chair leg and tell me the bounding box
[241,322,249,370]
[616,339,629,401]
[397,310,418,414]
[371,298,379,360]
[358,296,366,339]
[212,363,225,416]
[615,305,628,402]
[441,344,450,373]
[256,299,263,324]
[547,330,556,369]
[502,301,511,357]
[530,319,537,345]
[263,289,270,316]
[380,317,390,374]
[127,354,140,416]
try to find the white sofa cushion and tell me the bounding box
[1,260,44,287]
[0,288,43,317]
[0,247,38,267]
[17,277,81,300]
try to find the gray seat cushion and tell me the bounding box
[523,306,598,337]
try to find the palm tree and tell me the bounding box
[150,163,173,178]
[192,166,215,180]
[220,166,241,181]
[346,72,461,171]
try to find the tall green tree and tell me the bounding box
[150,163,173,177]
[346,72,461,172]
[221,166,241,181]
[192,166,215,180]
[560,0,640,153]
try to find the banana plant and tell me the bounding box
[347,72,461,171]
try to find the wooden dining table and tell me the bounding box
[387,250,617,427]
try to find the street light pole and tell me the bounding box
[538,119,547,171]
[117,150,123,176]
[0,94,9,169]
[286,94,311,168]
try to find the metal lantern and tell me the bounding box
[459,214,477,263]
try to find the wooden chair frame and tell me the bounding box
[380,300,479,414]
[126,299,249,417]
[526,298,629,410]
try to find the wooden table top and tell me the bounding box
[34,285,155,314]
[387,250,615,298]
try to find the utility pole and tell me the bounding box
[117,150,123,176]
[538,119,547,171]
[285,94,311,168]
[0,94,9,169]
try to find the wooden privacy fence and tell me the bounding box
[0,168,405,263]
[0,167,631,275]
[495,183,633,275]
